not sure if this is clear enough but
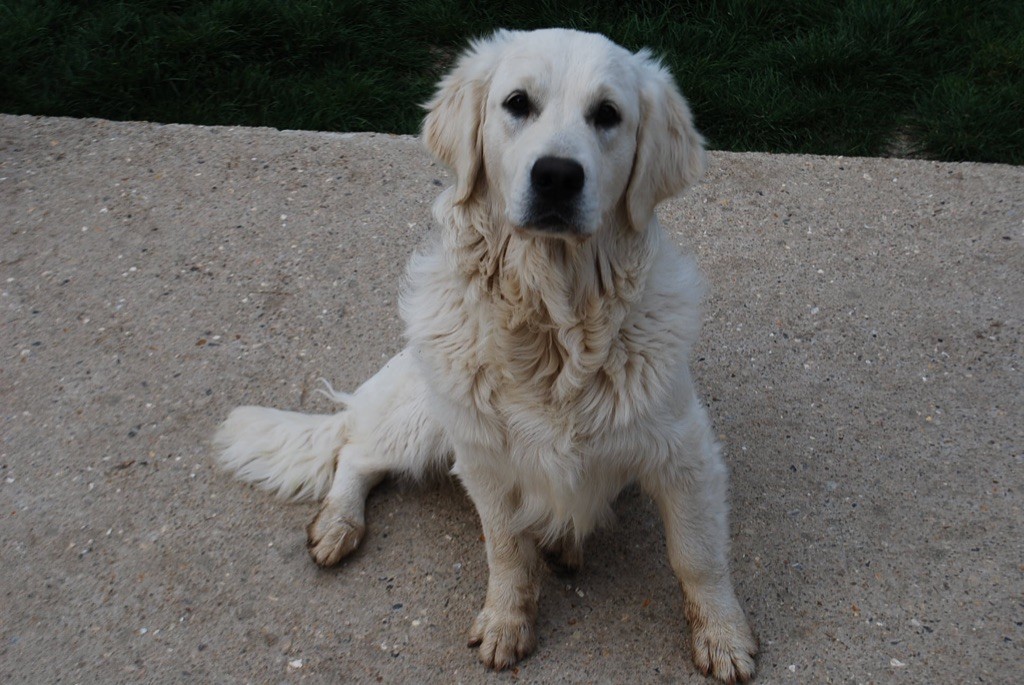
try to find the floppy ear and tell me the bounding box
[626,51,706,231]
[422,32,510,204]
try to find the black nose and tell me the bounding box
[530,157,585,202]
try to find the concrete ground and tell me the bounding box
[1,114,1021,684]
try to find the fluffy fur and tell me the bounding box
[214,29,756,683]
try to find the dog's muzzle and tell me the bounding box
[525,156,585,233]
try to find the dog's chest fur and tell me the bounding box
[402,195,701,536]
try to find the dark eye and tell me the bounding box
[503,91,531,118]
[593,101,621,129]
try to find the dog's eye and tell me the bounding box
[503,91,531,118]
[593,101,621,129]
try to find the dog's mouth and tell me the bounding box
[532,211,577,230]
[517,208,588,238]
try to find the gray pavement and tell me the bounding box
[1,114,1021,683]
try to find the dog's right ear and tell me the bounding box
[423,32,510,205]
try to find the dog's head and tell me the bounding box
[423,29,705,237]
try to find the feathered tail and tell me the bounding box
[212,402,350,502]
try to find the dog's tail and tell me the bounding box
[213,399,350,502]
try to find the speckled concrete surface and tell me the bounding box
[1,114,1021,684]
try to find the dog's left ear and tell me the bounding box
[422,31,510,204]
[626,51,706,232]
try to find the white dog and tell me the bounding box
[215,28,757,683]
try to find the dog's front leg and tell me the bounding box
[457,458,541,670]
[643,402,757,684]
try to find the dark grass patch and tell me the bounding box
[1,0,1020,163]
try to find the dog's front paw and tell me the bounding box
[305,502,364,567]
[686,600,758,684]
[467,608,537,670]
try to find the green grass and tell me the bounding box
[1,0,1021,163]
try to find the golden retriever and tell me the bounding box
[215,28,757,682]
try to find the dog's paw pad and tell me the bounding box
[468,609,536,670]
[305,505,364,567]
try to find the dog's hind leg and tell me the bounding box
[303,437,381,567]
[216,348,449,567]
[305,347,450,566]
[542,532,583,575]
